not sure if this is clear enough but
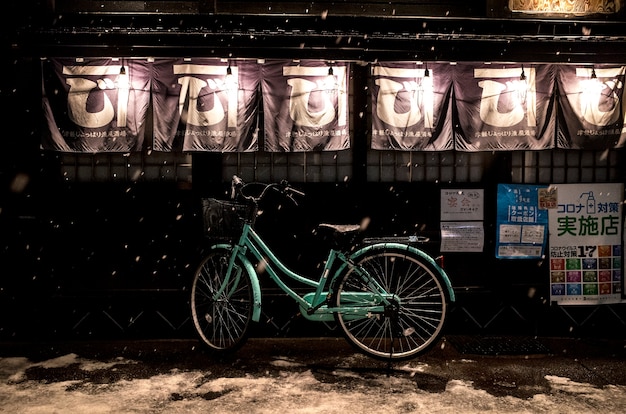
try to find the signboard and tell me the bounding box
[509,0,621,15]
[440,221,484,253]
[440,189,484,221]
[440,189,484,252]
[496,184,549,259]
[548,183,624,305]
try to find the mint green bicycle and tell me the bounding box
[190,176,455,361]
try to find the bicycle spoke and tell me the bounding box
[333,247,448,361]
[191,247,253,353]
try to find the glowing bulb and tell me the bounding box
[116,63,130,127]
[325,65,337,91]
[224,65,237,90]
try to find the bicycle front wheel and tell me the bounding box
[190,246,254,353]
[331,246,450,361]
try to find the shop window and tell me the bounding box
[59,152,192,183]
[511,149,623,184]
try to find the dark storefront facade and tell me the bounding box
[1,1,626,342]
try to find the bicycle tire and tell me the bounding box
[190,246,254,353]
[331,245,450,361]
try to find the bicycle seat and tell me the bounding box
[315,223,362,250]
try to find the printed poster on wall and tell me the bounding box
[556,65,626,149]
[440,221,485,253]
[261,59,350,152]
[41,58,151,152]
[549,183,624,305]
[151,58,260,152]
[440,189,484,221]
[496,184,548,259]
[440,189,484,252]
[370,62,454,151]
[453,63,556,151]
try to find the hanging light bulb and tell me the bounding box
[515,65,528,107]
[420,62,434,128]
[422,62,433,89]
[116,59,130,127]
[587,67,601,88]
[325,62,337,91]
[117,58,128,87]
[117,59,129,87]
[224,63,237,90]
[581,67,604,116]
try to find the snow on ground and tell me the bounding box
[1,354,625,414]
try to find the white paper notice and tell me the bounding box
[440,221,484,252]
[440,189,484,221]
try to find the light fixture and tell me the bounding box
[325,62,337,91]
[224,63,237,90]
[117,59,129,86]
[516,65,528,106]
[116,58,130,127]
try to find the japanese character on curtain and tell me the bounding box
[453,63,556,151]
[370,61,453,151]
[261,59,350,152]
[556,65,626,149]
[41,58,151,152]
[151,58,260,152]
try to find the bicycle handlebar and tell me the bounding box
[231,175,305,205]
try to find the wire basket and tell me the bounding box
[201,198,255,240]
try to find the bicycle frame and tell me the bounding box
[211,220,455,323]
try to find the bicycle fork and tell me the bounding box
[212,248,244,300]
[210,243,263,322]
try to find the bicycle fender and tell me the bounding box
[211,243,263,322]
[335,242,455,303]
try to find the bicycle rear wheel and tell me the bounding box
[331,246,450,361]
[190,246,254,353]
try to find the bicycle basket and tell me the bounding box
[201,198,254,240]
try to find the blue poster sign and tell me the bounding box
[496,184,549,259]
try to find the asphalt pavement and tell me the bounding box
[1,334,626,399]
